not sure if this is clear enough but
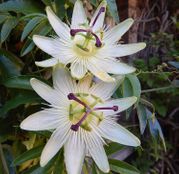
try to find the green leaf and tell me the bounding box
[0,14,8,24]
[126,74,141,100]
[1,75,35,90]
[121,77,134,118]
[106,0,119,23]
[0,91,41,118]
[0,0,44,15]
[21,19,51,56]
[109,159,140,174]
[22,151,59,174]
[53,151,64,174]
[105,142,124,155]
[0,56,20,78]
[13,145,43,166]
[54,0,66,19]
[168,61,179,69]
[122,77,133,97]
[1,17,18,43]
[20,40,35,57]
[41,0,52,6]
[21,16,44,41]
[0,48,24,69]
[147,109,166,151]
[136,104,147,134]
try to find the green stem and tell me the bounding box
[141,85,177,93]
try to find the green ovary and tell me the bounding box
[68,93,104,131]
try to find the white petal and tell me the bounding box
[104,18,134,44]
[90,1,107,32]
[90,57,136,74]
[64,130,85,174]
[78,74,93,93]
[96,96,137,116]
[71,61,87,79]
[40,125,70,167]
[35,58,58,67]
[107,43,146,57]
[20,108,62,131]
[30,78,62,105]
[99,119,140,147]
[71,0,87,29]
[53,65,77,95]
[33,35,55,56]
[103,61,136,74]
[87,61,115,82]
[90,75,124,101]
[46,6,70,41]
[85,132,109,173]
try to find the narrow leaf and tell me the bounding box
[109,159,140,174]
[21,16,44,41]
[0,91,41,118]
[13,145,43,166]
[137,104,147,134]
[1,17,18,43]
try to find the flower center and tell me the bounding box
[67,93,118,132]
[70,7,106,57]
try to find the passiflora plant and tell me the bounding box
[0,0,166,174]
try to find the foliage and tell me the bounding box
[0,0,178,174]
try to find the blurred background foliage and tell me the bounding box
[0,0,178,173]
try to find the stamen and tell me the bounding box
[91,7,105,27]
[71,110,91,131]
[70,29,87,36]
[70,29,103,47]
[68,93,89,108]
[92,32,102,47]
[94,105,119,112]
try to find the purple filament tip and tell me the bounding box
[70,29,102,47]
[67,93,89,109]
[70,111,90,131]
[113,105,119,111]
[67,93,75,100]
[70,124,79,131]
[94,105,119,112]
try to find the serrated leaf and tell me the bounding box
[21,16,44,41]
[1,17,18,43]
[136,104,147,134]
[0,91,41,118]
[106,0,119,23]
[109,159,140,174]
[13,145,43,166]
[0,0,44,15]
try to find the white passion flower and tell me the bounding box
[20,65,140,174]
[33,0,146,82]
